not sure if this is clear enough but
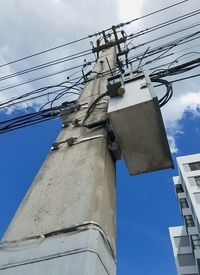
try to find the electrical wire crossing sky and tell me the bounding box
[0,0,200,274]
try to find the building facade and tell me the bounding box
[169,153,200,275]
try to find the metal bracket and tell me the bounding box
[105,122,121,160]
[51,135,105,151]
[51,137,77,150]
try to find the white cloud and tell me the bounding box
[161,90,200,153]
[167,135,178,153]
[162,90,200,127]
[118,0,143,22]
[0,0,119,111]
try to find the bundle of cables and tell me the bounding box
[150,78,173,107]
[0,107,60,134]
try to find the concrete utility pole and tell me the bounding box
[0,47,116,275]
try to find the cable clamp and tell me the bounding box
[51,135,105,150]
[140,82,150,89]
[51,137,77,150]
[72,119,80,127]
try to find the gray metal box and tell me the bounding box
[108,69,173,175]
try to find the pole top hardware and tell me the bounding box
[91,25,127,59]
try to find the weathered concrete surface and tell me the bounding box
[0,228,116,275]
[3,48,116,254]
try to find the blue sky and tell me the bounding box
[0,0,200,274]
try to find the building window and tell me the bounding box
[191,234,200,249]
[177,253,196,266]
[180,198,189,208]
[190,202,196,220]
[189,162,200,171]
[174,236,190,247]
[188,176,200,187]
[194,193,200,204]
[176,184,184,193]
[184,215,195,227]
[195,176,200,186]
[197,259,200,274]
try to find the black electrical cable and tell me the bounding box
[82,92,108,125]
[170,43,200,56]
[149,44,200,70]
[171,73,200,83]
[0,99,82,134]
[128,25,200,52]
[0,87,73,110]
[48,75,86,109]
[0,105,61,131]
[1,50,197,112]
[141,37,200,67]
[0,106,59,125]
[127,32,200,66]
[39,90,80,111]
[126,9,200,46]
[0,80,78,107]
[0,0,188,72]
[0,62,94,93]
[0,57,198,134]
[153,74,200,88]
[0,15,198,96]
[150,58,200,78]
[115,0,189,29]
[0,36,92,69]
[143,44,180,67]
[2,4,199,134]
[0,116,59,134]
[137,46,150,68]
[0,70,103,111]
[0,51,93,83]
[127,31,200,64]
[1,27,199,118]
[151,78,173,107]
[167,52,200,70]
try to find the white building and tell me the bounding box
[169,153,200,275]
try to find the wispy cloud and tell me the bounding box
[167,135,179,154]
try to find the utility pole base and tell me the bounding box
[0,226,116,275]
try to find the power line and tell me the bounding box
[127,24,200,51]
[0,87,74,110]
[1,49,198,111]
[150,57,200,78]
[152,74,200,88]
[0,71,100,110]
[0,0,198,135]
[149,43,200,70]
[1,11,198,84]
[171,73,200,83]
[0,36,91,69]
[115,0,189,29]
[40,76,84,110]
[126,9,200,46]
[1,45,198,110]
[0,62,94,93]
[127,31,200,65]
[0,0,189,71]
[0,50,92,83]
